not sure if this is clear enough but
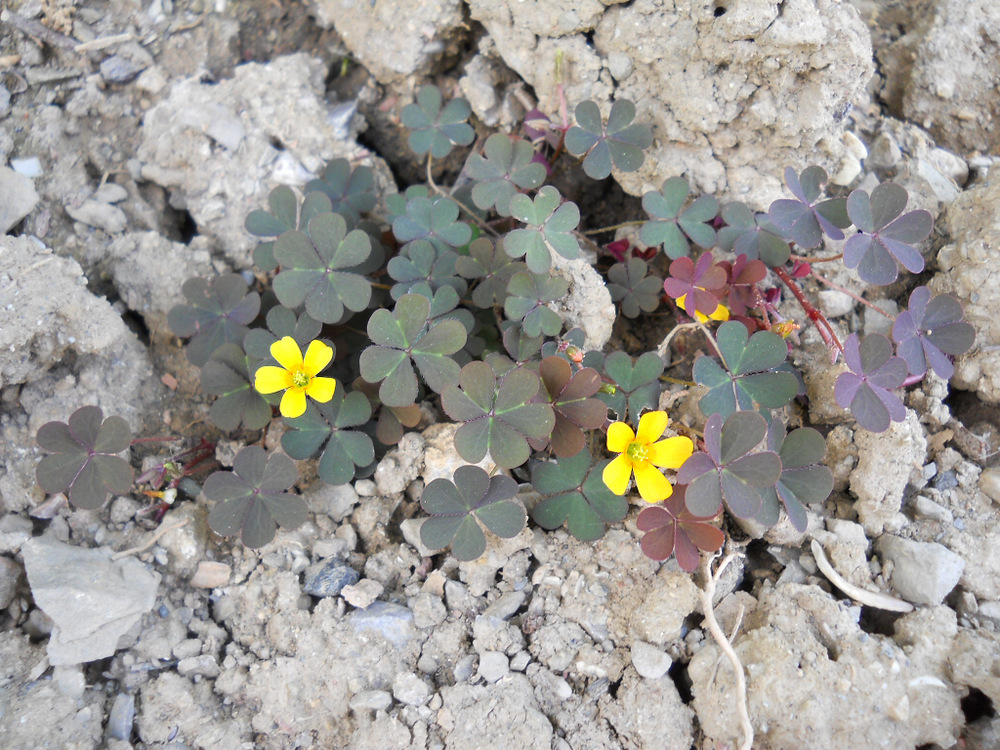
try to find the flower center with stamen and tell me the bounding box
[627,442,648,462]
[291,369,310,388]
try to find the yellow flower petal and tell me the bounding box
[647,435,695,470]
[303,340,333,376]
[280,387,307,418]
[602,453,633,496]
[607,421,636,453]
[305,376,336,403]
[708,303,730,321]
[636,411,668,445]
[255,365,293,394]
[271,336,303,371]
[675,292,688,306]
[632,460,673,503]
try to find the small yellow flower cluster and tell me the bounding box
[254,337,336,418]
[602,410,693,503]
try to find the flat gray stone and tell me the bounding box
[877,535,964,605]
[22,536,161,665]
[478,651,510,683]
[0,166,38,232]
[303,561,359,598]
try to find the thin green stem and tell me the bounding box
[582,220,645,236]
[426,154,500,238]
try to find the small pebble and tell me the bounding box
[303,561,359,598]
[631,640,673,680]
[341,579,383,609]
[0,556,21,609]
[478,651,510,683]
[350,690,392,712]
[979,468,1000,504]
[932,470,958,491]
[106,694,135,741]
[189,561,230,589]
[177,655,220,679]
[392,672,431,706]
[100,55,144,83]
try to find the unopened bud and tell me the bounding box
[773,321,800,339]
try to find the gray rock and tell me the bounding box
[374,432,425,495]
[392,671,431,706]
[65,199,127,234]
[933,470,959,491]
[483,590,525,620]
[0,514,32,553]
[349,601,415,647]
[311,0,466,82]
[0,166,38,232]
[177,654,220,679]
[341,579,383,609]
[630,640,673,680]
[980,468,1000,504]
[303,561,360,598]
[509,651,531,671]
[453,653,477,682]
[410,592,447,629]
[0,555,21,608]
[100,55,145,83]
[477,651,510,683]
[350,689,393,712]
[106,693,135,741]
[21,536,161,665]
[400,518,437,557]
[189,561,231,589]
[0,84,10,119]
[305,481,360,522]
[877,535,964,605]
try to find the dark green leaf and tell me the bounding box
[639,177,719,259]
[420,465,524,560]
[505,186,581,274]
[201,342,272,431]
[167,274,261,366]
[564,99,652,180]
[531,450,627,541]
[304,159,377,222]
[36,406,134,510]
[607,259,663,318]
[466,134,546,216]
[280,389,374,486]
[401,85,475,159]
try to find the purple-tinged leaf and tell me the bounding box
[892,286,975,379]
[835,333,907,432]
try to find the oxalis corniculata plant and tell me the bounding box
[33,82,976,749]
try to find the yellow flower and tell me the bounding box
[254,337,336,418]
[602,410,693,503]
[675,293,730,323]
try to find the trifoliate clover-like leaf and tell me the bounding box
[201,342,272,432]
[280,389,375,485]
[663,252,728,320]
[245,186,336,271]
[564,99,652,180]
[204,446,306,549]
[466,134,546,216]
[834,333,907,433]
[36,405,134,510]
[677,411,781,520]
[607,259,663,319]
[360,293,467,407]
[303,158,377,223]
[591,350,664,423]
[756,419,833,531]
[892,286,974,380]
[168,274,261,367]
[420,465,525,561]
[499,321,545,365]
[531,450,627,542]
[272,212,373,324]
[534,356,606,458]
[719,254,767,317]
[392,195,472,255]
[693,321,798,419]
[401,85,475,159]
[503,271,568,338]
[506,186,582,274]
[353,377,422,447]
[843,183,933,286]
[441,361,555,469]
[768,166,850,249]
[639,177,719,260]
[717,201,791,267]
[636,486,725,571]
[387,239,467,301]
[456,237,526,309]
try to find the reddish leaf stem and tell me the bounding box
[773,265,843,354]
